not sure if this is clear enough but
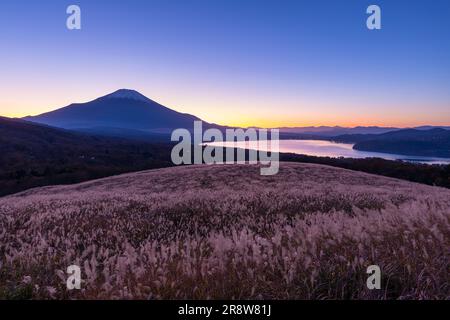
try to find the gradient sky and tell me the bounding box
[1,0,449,127]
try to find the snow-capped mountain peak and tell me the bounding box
[103,89,151,102]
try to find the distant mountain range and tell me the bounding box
[24,88,449,137]
[19,88,450,158]
[277,126,399,136]
[277,125,450,137]
[333,128,450,158]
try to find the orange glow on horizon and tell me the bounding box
[206,111,450,129]
[192,115,450,129]
[1,92,449,129]
[2,103,450,129]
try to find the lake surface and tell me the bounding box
[207,139,450,165]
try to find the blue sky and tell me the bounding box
[0,0,449,127]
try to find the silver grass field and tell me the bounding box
[0,163,449,299]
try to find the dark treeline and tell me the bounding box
[0,142,174,197]
[1,140,449,197]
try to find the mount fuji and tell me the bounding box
[24,89,220,137]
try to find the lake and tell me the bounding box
[206,139,450,165]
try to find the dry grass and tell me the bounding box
[0,163,449,299]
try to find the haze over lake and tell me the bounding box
[208,140,450,165]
